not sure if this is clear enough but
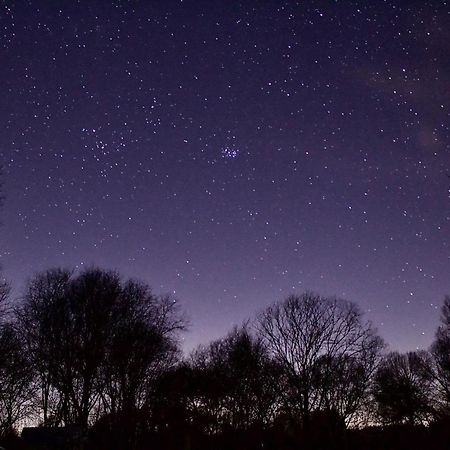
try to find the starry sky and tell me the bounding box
[1,1,449,352]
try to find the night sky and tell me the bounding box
[1,1,449,352]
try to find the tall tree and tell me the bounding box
[373,351,434,425]
[17,267,186,433]
[311,351,379,425]
[57,268,123,428]
[187,325,280,434]
[16,269,72,426]
[0,165,9,321]
[257,292,383,427]
[0,163,4,221]
[0,324,34,437]
[0,281,9,324]
[430,296,450,415]
[101,283,184,417]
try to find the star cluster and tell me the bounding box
[1,1,449,351]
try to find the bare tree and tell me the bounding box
[257,292,384,427]
[0,163,4,221]
[99,282,186,449]
[0,280,10,323]
[0,260,32,437]
[0,165,9,322]
[373,351,434,425]
[311,351,379,426]
[0,324,35,437]
[17,267,186,436]
[430,295,450,415]
[16,269,73,426]
[19,268,126,428]
[187,325,280,434]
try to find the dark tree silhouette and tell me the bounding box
[16,267,186,435]
[0,280,9,323]
[257,292,384,428]
[16,268,72,427]
[0,163,4,219]
[311,351,379,426]
[188,325,280,434]
[0,324,34,437]
[0,165,9,321]
[101,283,184,418]
[373,351,434,425]
[431,296,450,408]
[98,283,185,449]
[4,275,450,449]
[52,268,123,428]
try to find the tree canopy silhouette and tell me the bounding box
[16,267,186,435]
[257,292,384,427]
[2,274,450,450]
[373,351,434,425]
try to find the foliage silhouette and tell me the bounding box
[257,292,384,428]
[373,351,434,425]
[1,273,450,449]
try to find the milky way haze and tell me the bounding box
[1,1,449,351]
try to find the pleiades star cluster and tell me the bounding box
[1,1,449,351]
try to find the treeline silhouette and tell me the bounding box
[1,267,450,450]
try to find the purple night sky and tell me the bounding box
[1,1,449,352]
